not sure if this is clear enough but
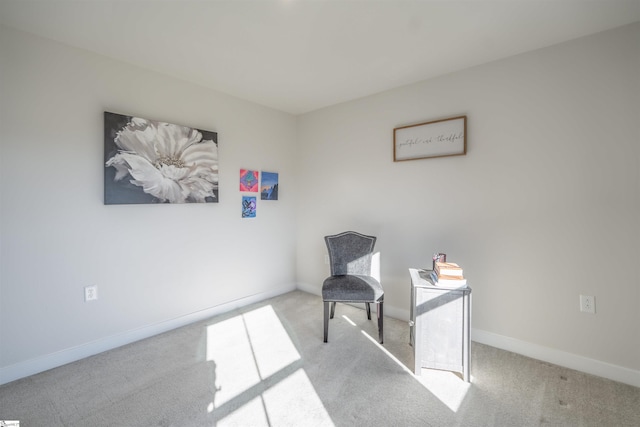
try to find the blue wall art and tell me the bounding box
[242,196,257,218]
[260,171,279,200]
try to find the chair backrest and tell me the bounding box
[325,231,377,276]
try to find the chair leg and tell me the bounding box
[377,302,384,344]
[330,301,336,319]
[324,301,330,343]
[365,302,371,320]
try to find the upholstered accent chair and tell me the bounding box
[322,231,384,344]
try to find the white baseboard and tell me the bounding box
[472,328,640,388]
[296,281,319,296]
[0,285,295,386]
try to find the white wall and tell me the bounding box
[0,26,298,382]
[296,23,640,384]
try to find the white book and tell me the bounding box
[430,270,467,287]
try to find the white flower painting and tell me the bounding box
[104,112,218,204]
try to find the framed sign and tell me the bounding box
[393,115,466,161]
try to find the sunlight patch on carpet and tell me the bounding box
[206,305,333,425]
[262,368,333,425]
[243,305,301,378]
[416,368,472,412]
[360,324,471,412]
[206,315,261,406]
[341,314,357,326]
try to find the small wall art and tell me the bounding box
[240,169,259,192]
[260,172,279,200]
[242,196,257,218]
[393,115,466,161]
[104,111,219,204]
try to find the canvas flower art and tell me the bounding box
[104,112,218,204]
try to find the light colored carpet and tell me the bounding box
[1,290,638,426]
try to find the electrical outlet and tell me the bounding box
[580,295,595,314]
[85,285,98,302]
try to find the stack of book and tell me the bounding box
[430,262,467,287]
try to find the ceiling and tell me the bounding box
[1,1,638,115]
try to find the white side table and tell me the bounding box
[409,268,472,382]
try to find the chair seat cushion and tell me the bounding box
[322,275,384,302]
